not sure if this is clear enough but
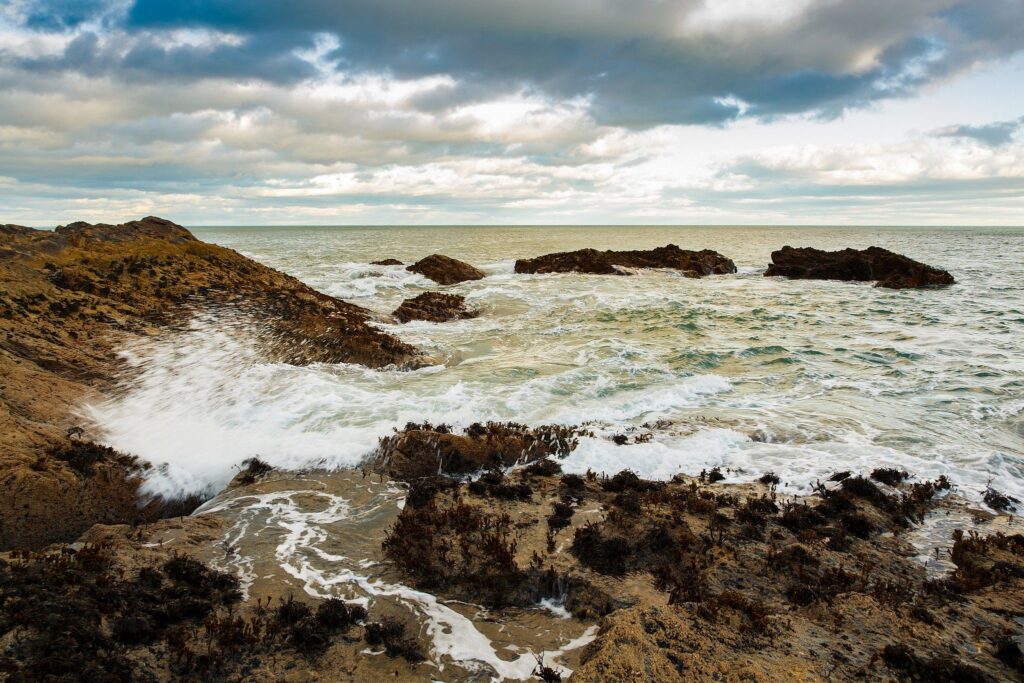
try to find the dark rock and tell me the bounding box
[371,258,403,266]
[392,292,478,323]
[406,254,485,285]
[765,246,954,289]
[514,244,736,277]
[370,422,579,480]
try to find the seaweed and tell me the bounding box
[561,473,586,492]
[237,457,274,484]
[525,458,563,477]
[984,486,1018,512]
[879,644,992,682]
[48,440,141,477]
[468,470,533,500]
[547,501,575,531]
[871,467,909,486]
[701,467,725,483]
[364,619,426,662]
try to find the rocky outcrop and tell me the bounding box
[406,254,485,285]
[369,422,579,480]
[382,454,1023,683]
[371,258,403,266]
[765,245,955,289]
[0,216,421,549]
[514,244,737,277]
[392,292,478,323]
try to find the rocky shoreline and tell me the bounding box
[2,217,1011,683]
[0,217,421,549]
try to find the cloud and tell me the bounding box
[0,1,1022,225]
[1,0,1019,126]
[935,116,1023,146]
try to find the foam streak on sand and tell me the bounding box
[197,483,594,680]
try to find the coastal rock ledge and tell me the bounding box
[766,245,955,289]
[514,244,737,276]
[0,215,421,549]
[392,292,478,323]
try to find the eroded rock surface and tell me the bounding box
[0,216,420,549]
[765,245,955,289]
[369,422,580,480]
[392,292,478,323]
[405,254,485,285]
[381,448,1024,683]
[514,244,737,277]
[0,521,428,682]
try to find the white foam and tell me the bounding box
[85,313,736,498]
[200,487,592,680]
[561,429,750,480]
[83,226,1024,514]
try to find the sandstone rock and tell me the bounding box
[406,254,485,285]
[765,245,955,289]
[392,292,478,323]
[514,244,737,276]
[0,215,422,549]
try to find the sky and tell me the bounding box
[1,0,1023,226]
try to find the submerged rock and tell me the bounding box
[765,245,955,289]
[514,244,737,277]
[406,254,485,285]
[371,258,403,266]
[392,292,478,323]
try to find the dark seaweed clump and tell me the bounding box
[0,545,411,680]
[383,500,531,606]
[880,643,992,682]
[48,440,142,477]
[364,618,425,662]
[468,470,533,501]
[525,458,563,477]
[870,468,909,487]
[236,457,274,485]
[983,486,1018,512]
[0,545,239,680]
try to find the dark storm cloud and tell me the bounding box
[6,0,1022,125]
[117,0,1023,125]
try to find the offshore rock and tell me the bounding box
[371,258,403,266]
[765,245,955,289]
[514,244,737,277]
[406,254,486,285]
[392,292,479,323]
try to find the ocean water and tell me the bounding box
[86,226,1024,506]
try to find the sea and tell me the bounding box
[86,225,1024,505]
[80,225,1024,679]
